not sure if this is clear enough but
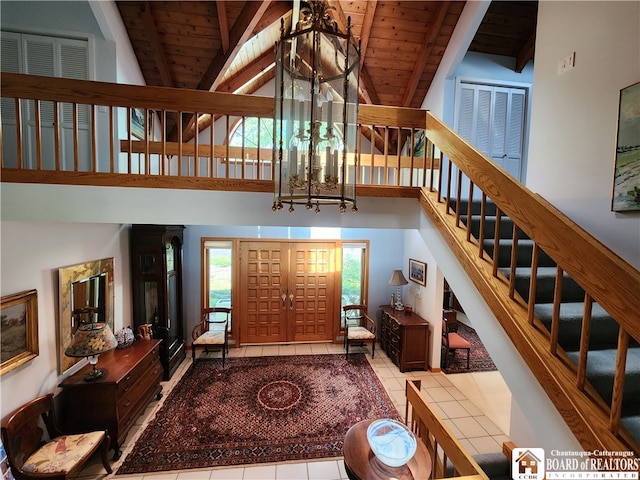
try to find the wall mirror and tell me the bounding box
[58,257,114,374]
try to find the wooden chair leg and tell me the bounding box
[192,345,196,362]
[371,341,375,359]
[100,434,113,472]
[466,348,470,369]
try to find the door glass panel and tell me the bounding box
[204,240,233,325]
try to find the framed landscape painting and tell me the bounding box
[409,258,426,286]
[1,289,38,375]
[612,81,640,212]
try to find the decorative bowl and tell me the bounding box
[366,419,417,467]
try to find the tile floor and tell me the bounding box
[74,342,512,480]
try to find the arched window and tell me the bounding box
[229,117,274,149]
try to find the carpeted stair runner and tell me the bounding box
[453,198,640,447]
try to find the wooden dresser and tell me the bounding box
[58,339,163,459]
[379,306,430,372]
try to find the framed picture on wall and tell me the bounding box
[131,107,146,139]
[1,289,39,375]
[611,81,640,212]
[409,258,426,286]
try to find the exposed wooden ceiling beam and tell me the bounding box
[516,30,535,73]
[142,1,173,87]
[252,1,292,36]
[198,0,272,92]
[329,0,380,106]
[217,50,275,94]
[401,1,450,107]
[359,0,377,67]
[216,1,230,54]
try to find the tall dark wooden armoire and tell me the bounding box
[130,224,186,380]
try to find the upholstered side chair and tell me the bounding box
[1,393,112,480]
[441,318,471,369]
[192,307,230,366]
[343,304,376,358]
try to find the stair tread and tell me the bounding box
[535,302,621,351]
[566,348,640,411]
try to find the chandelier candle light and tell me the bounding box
[273,0,360,214]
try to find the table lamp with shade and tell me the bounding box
[65,323,118,382]
[388,269,408,311]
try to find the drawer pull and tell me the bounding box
[123,399,131,408]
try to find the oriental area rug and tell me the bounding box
[117,353,400,474]
[441,323,497,374]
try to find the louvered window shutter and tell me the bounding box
[1,32,21,125]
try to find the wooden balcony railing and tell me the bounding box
[2,72,639,454]
[0,72,432,196]
[405,380,489,479]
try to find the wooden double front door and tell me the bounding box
[239,241,337,344]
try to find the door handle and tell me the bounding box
[281,293,287,310]
[289,293,294,310]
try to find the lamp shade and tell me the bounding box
[65,323,118,358]
[388,269,408,286]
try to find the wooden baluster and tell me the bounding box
[409,128,415,187]
[178,112,183,176]
[445,156,452,213]
[492,207,502,277]
[550,265,564,355]
[53,102,60,171]
[508,225,519,299]
[479,192,487,258]
[90,105,97,172]
[34,100,42,170]
[194,111,200,178]
[144,108,149,175]
[126,107,132,174]
[161,110,167,176]
[109,106,114,173]
[576,293,593,390]
[437,151,444,202]
[73,103,79,171]
[396,127,402,186]
[527,243,539,325]
[256,117,262,180]
[15,99,23,169]
[209,112,214,178]
[455,170,462,227]
[466,181,474,242]
[225,115,230,178]
[241,116,245,179]
[610,327,629,435]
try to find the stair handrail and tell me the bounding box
[424,112,639,342]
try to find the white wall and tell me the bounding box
[0,222,131,418]
[527,1,640,268]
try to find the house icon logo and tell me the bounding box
[512,448,545,480]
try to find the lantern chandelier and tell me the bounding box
[272,0,360,214]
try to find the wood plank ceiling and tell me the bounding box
[116,1,537,141]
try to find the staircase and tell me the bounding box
[422,112,640,454]
[459,198,640,446]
